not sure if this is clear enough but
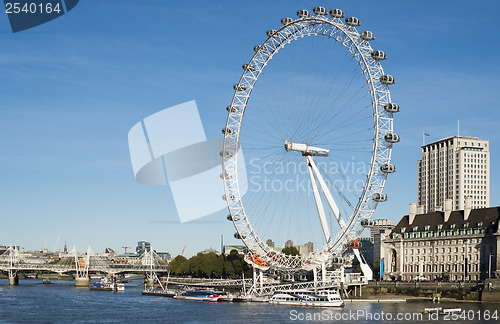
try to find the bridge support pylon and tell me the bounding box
[5,246,20,285]
[8,273,19,285]
[74,246,91,287]
[144,274,155,288]
[75,276,90,287]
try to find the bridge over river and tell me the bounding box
[1,246,367,297]
[0,246,168,286]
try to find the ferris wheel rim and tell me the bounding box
[222,9,396,271]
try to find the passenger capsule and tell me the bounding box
[253,45,268,53]
[345,17,360,27]
[372,193,388,202]
[348,240,361,249]
[371,50,387,61]
[329,9,344,18]
[220,172,232,180]
[226,105,240,113]
[380,75,395,85]
[222,127,234,135]
[233,84,247,91]
[242,63,256,71]
[266,29,278,38]
[384,133,400,143]
[313,6,327,15]
[332,256,345,264]
[220,150,234,158]
[384,103,400,113]
[361,218,375,227]
[380,164,396,173]
[296,9,310,18]
[222,194,235,201]
[360,30,375,41]
[234,232,246,240]
[281,17,293,25]
[227,214,240,221]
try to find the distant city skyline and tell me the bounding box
[1,1,499,256]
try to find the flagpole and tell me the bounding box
[423,132,425,146]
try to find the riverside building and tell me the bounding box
[417,136,489,213]
[372,219,396,265]
[382,198,499,282]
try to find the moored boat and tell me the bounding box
[442,308,462,315]
[232,295,251,302]
[142,287,176,297]
[422,307,442,314]
[217,294,233,302]
[174,288,220,302]
[90,277,124,292]
[269,289,344,307]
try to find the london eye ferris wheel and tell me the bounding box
[222,6,399,272]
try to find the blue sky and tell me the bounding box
[1,0,499,256]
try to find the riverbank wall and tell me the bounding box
[357,280,500,302]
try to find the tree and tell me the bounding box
[168,255,187,275]
[188,253,202,277]
[167,250,252,279]
[199,252,219,278]
[211,253,224,278]
[282,246,300,256]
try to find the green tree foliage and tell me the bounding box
[168,250,252,278]
[282,246,300,256]
[167,255,187,274]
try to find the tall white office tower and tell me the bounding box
[418,136,489,213]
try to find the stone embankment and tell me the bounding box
[355,280,500,302]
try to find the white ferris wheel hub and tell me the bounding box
[284,141,329,157]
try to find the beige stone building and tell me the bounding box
[381,199,499,281]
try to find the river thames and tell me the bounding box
[0,279,498,323]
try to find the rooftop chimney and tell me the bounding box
[444,199,453,222]
[464,196,472,221]
[409,203,417,225]
[417,205,424,215]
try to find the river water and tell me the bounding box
[0,279,498,323]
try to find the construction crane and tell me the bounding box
[181,245,186,256]
[122,246,132,254]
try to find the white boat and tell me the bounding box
[173,289,220,302]
[250,296,269,303]
[442,308,462,315]
[423,307,462,316]
[423,307,442,314]
[90,277,125,292]
[269,289,344,307]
